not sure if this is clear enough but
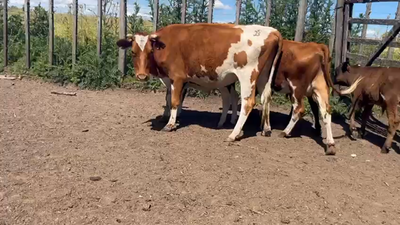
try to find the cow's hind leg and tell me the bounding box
[229,83,239,125]
[218,86,231,128]
[280,88,305,138]
[308,96,322,136]
[313,87,336,155]
[382,98,400,153]
[226,74,258,142]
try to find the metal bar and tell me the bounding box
[349,37,400,47]
[25,0,31,69]
[118,0,127,75]
[345,0,396,3]
[49,0,54,65]
[349,18,400,25]
[366,23,400,66]
[295,0,307,42]
[97,0,102,56]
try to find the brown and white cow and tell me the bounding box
[335,62,400,154]
[117,23,282,142]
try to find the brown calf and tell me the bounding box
[335,62,400,153]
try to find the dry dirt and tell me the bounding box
[1,79,400,225]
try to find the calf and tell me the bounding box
[258,40,342,155]
[335,62,400,153]
[117,23,282,142]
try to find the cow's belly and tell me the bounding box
[188,73,238,90]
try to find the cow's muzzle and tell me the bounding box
[136,74,149,81]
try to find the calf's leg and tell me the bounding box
[308,96,322,136]
[160,78,172,121]
[349,98,361,140]
[382,100,400,153]
[359,104,373,139]
[280,88,306,137]
[218,86,232,128]
[229,83,239,125]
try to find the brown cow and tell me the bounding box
[116,23,282,142]
[256,40,344,155]
[334,62,400,154]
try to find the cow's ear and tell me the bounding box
[341,61,350,72]
[150,36,166,50]
[116,39,133,49]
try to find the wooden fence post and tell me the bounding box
[181,0,186,24]
[359,2,371,54]
[25,0,31,69]
[3,0,8,67]
[294,0,307,42]
[208,0,213,23]
[235,0,241,25]
[329,10,336,57]
[72,0,78,66]
[334,0,344,69]
[342,3,352,63]
[388,2,400,60]
[49,0,54,65]
[97,0,102,56]
[264,0,271,26]
[118,0,127,75]
[153,0,159,31]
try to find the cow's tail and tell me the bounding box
[261,31,283,128]
[338,76,364,95]
[319,44,341,95]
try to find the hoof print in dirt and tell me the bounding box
[325,145,336,156]
[142,204,152,211]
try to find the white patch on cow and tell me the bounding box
[287,79,296,93]
[200,65,207,73]
[135,35,148,51]
[150,34,158,39]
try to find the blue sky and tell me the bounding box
[8,0,396,38]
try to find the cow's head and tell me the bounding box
[334,61,351,86]
[116,33,165,81]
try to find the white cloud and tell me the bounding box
[366,29,379,39]
[214,0,231,10]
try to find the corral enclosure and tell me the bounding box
[1,0,400,224]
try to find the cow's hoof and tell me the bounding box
[261,130,272,137]
[225,137,236,142]
[278,132,288,138]
[358,130,367,139]
[162,124,176,132]
[380,146,390,154]
[350,129,359,140]
[160,116,169,122]
[325,144,336,156]
[217,123,224,129]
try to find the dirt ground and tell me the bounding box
[1,79,400,225]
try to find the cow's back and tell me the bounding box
[152,23,279,81]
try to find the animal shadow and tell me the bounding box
[145,105,327,151]
[333,112,400,154]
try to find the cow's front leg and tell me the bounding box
[382,98,399,154]
[359,104,373,139]
[162,79,184,132]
